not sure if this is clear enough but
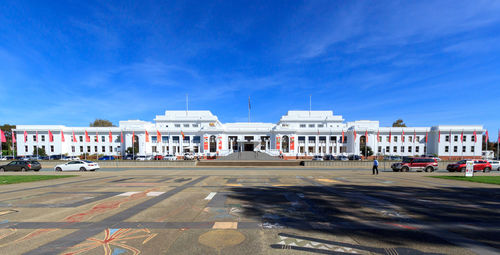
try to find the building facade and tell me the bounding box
[14,110,485,159]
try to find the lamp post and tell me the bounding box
[383,148,386,172]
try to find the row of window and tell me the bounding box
[26,145,117,153]
[151,136,200,143]
[299,124,326,128]
[444,146,476,153]
[378,146,426,153]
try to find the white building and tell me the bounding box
[13,110,485,159]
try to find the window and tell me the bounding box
[152,146,157,153]
[409,136,413,142]
[42,146,45,151]
[393,146,397,153]
[318,124,324,128]
[25,146,28,152]
[471,146,475,152]
[385,146,390,153]
[72,146,75,152]
[183,136,190,142]
[378,136,382,142]
[416,146,420,153]
[343,137,347,143]
[101,136,105,142]
[308,136,316,141]
[193,136,201,143]
[408,146,412,153]
[378,146,382,153]
[101,146,105,152]
[394,136,398,142]
[183,124,189,128]
[445,135,449,142]
[109,146,112,152]
[454,136,458,142]
[80,136,83,142]
[192,124,198,127]
[41,135,45,142]
[416,136,420,142]
[386,136,389,142]
[331,136,337,143]
[462,146,466,152]
[94,146,97,152]
[173,136,179,142]
[424,146,427,153]
[471,135,475,142]
[401,146,405,153]
[445,146,449,152]
[308,124,315,128]
[300,124,306,128]
[33,135,36,141]
[94,136,98,142]
[453,146,457,152]
[319,136,326,141]
[33,146,36,152]
[50,145,54,152]
[152,136,157,143]
[80,146,83,152]
[282,123,289,127]
[463,136,467,142]
[87,146,91,152]
[162,136,169,142]
[298,136,305,141]
[175,124,181,128]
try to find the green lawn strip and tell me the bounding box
[0,175,77,185]
[429,176,500,185]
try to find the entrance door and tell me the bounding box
[244,144,254,151]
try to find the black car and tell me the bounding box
[348,155,362,160]
[49,154,64,160]
[0,161,42,171]
[323,154,335,161]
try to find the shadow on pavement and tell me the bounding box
[227,183,500,252]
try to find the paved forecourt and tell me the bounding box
[0,169,499,255]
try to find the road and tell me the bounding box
[0,168,499,254]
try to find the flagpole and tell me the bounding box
[248,96,250,123]
[497,129,499,160]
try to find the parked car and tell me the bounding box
[40,156,50,160]
[391,157,438,172]
[0,156,7,161]
[336,155,349,161]
[163,154,177,161]
[62,156,80,161]
[348,155,362,161]
[124,154,135,160]
[183,153,194,160]
[153,155,164,160]
[49,155,64,160]
[135,155,153,161]
[54,160,99,171]
[488,160,500,171]
[312,155,324,161]
[98,156,116,160]
[447,160,492,172]
[323,154,335,161]
[0,160,41,172]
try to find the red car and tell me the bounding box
[447,160,492,172]
[153,155,164,160]
[391,157,438,172]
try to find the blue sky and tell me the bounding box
[0,1,499,140]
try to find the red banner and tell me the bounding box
[145,130,150,143]
[48,130,54,142]
[203,136,209,150]
[109,131,112,143]
[276,136,280,150]
[85,131,90,142]
[290,137,295,150]
[61,130,65,142]
[218,136,222,150]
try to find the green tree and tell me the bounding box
[90,119,115,127]
[392,119,406,127]
[0,124,15,153]
[35,147,47,156]
[360,145,373,157]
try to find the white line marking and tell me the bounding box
[116,192,140,196]
[147,192,165,197]
[204,192,217,200]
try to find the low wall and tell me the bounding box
[38,160,196,168]
[303,160,457,169]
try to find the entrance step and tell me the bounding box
[218,151,281,161]
[197,160,302,167]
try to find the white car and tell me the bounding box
[183,153,194,160]
[488,160,500,171]
[135,155,153,161]
[163,154,177,161]
[312,155,324,161]
[54,160,100,171]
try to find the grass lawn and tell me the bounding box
[0,175,77,185]
[430,176,500,185]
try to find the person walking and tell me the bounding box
[373,159,379,175]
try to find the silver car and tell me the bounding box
[488,160,500,171]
